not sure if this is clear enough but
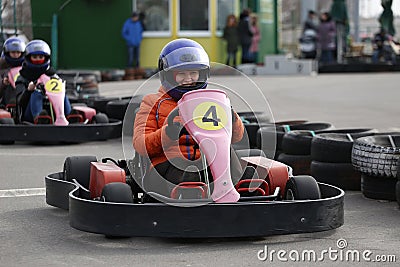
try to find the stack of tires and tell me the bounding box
[105,95,144,121]
[352,134,400,200]
[58,72,100,99]
[123,68,146,80]
[257,121,332,163]
[278,130,315,175]
[310,129,376,190]
[233,111,271,150]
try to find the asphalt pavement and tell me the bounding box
[0,72,399,267]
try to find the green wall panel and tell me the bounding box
[31,0,132,70]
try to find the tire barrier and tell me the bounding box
[310,130,377,191]
[352,134,400,200]
[257,122,332,160]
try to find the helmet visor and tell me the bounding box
[162,47,209,71]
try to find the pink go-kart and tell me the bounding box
[0,73,121,144]
[45,89,344,238]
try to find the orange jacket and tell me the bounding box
[133,86,244,167]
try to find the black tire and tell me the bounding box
[310,160,361,190]
[89,97,119,114]
[352,134,400,178]
[290,122,333,131]
[257,121,331,156]
[317,128,377,138]
[281,130,315,155]
[106,99,130,120]
[311,130,376,163]
[256,120,308,152]
[63,156,98,189]
[277,153,312,175]
[361,173,397,201]
[0,118,15,145]
[237,111,271,124]
[311,133,354,163]
[92,113,109,124]
[101,182,133,203]
[284,175,321,200]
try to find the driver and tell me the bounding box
[15,39,72,123]
[133,38,244,196]
[0,37,26,107]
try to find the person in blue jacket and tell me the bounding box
[121,11,144,68]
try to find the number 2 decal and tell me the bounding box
[44,78,63,93]
[193,102,228,130]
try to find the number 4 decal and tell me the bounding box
[202,105,221,126]
[193,102,227,130]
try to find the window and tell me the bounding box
[216,0,236,33]
[178,0,210,36]
[136,0,171,37]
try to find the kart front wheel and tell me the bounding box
[92,113,109,124]
[101,182,133,203]
[284,175,321,200]
[63,155,97,190]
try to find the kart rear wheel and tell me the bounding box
[63,156,97,190]
[284,175,321,200]
[92,113,109,124]
[101,182,133,203]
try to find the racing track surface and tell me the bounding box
[1,73,399,266]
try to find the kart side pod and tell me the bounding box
[178,89,240,203]
[89,162,126,199]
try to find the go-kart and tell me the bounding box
[0,74,121,144]
[45,89,344,238]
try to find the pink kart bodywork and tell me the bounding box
[7,66,22,88]
[178,89,240,203]
[72,105,97,122]
[37,74,69,126]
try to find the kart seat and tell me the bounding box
[171,182,208,199]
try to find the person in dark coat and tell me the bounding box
[237,9,253,64]
[317,12,336,65]
[303,10,318,33]
[223,14,239,68]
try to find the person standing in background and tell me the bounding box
[223,14,239,68]
[303,10,318,33]
[317,12,336,65]
[249,13,261,64]
[237,9,253,64]
[121,11,144,68]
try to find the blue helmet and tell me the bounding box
[24,39,51,69]
[1,37,26,67]
[158,38,210,100]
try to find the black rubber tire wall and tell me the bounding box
[361,173,397,201]
[310,161,361,190]
[352,135,400,178]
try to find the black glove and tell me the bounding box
[165,122,182,140]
